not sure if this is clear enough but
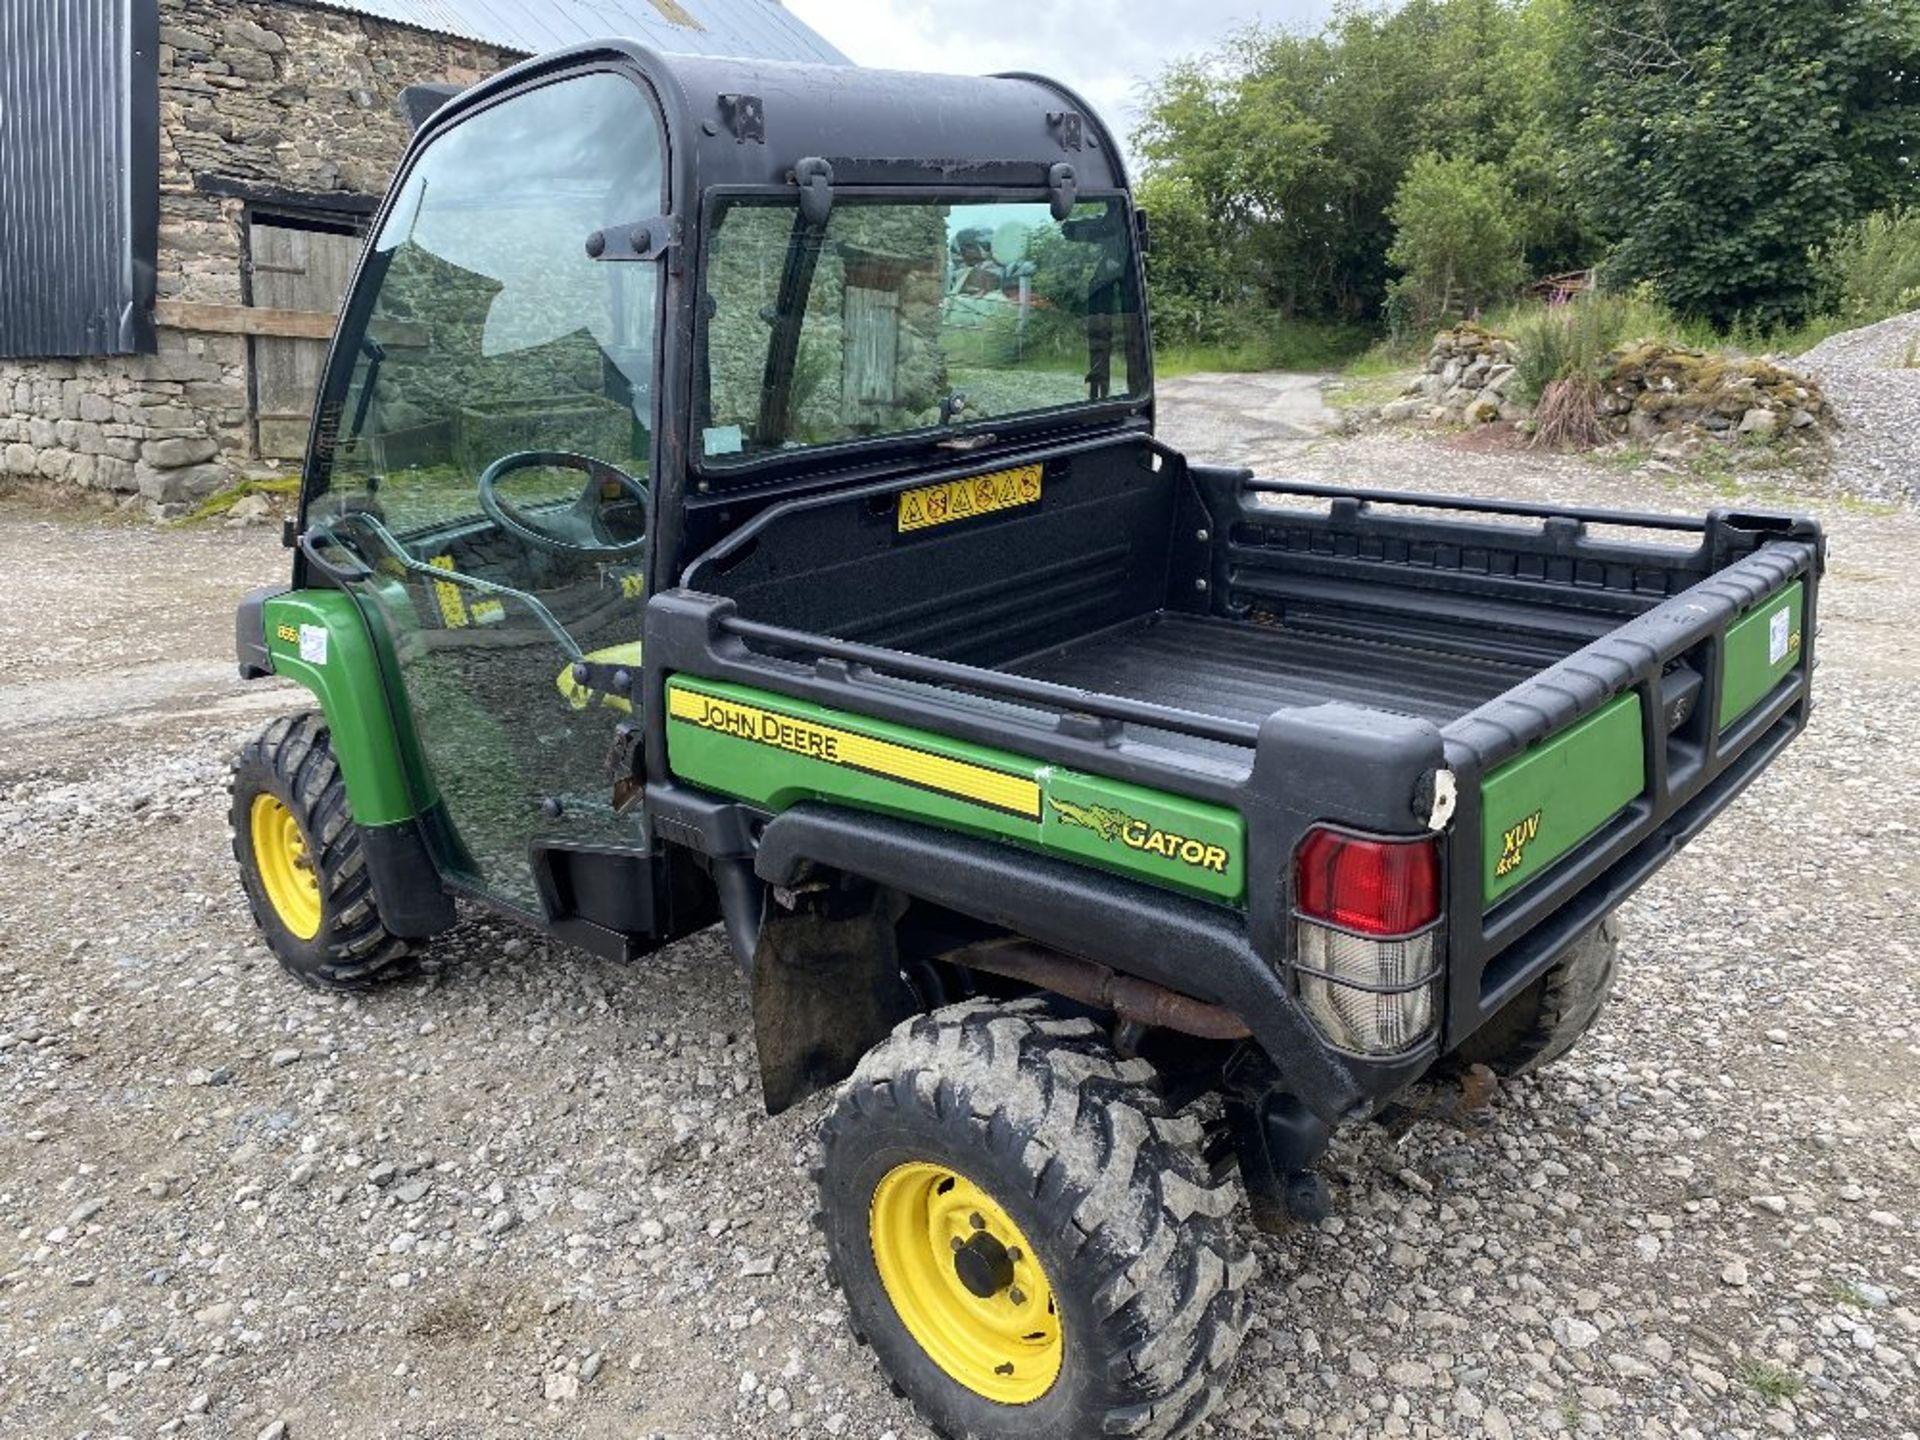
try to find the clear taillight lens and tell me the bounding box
[1292,828,1445,1057]
[1294,925,1440,1055]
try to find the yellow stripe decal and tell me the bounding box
[667,688,1042,820]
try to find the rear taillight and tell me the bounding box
[1292,828,1444,1056]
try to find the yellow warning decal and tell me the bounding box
[427,556,468,628]
[428,556,504,627]
[897,464,1042,533]
[667,688,1042,820]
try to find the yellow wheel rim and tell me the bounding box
[869,1161,1063,1405]
[249,793,322,941]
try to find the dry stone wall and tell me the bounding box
[0,0,516,515]
[1375,325,1832,454]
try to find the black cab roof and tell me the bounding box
[413,41,1132,200]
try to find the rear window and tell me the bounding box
[697,196,1145,466]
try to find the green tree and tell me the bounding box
[1385,154,1527,327]
[1570,0,1920,327]
[1133,1,1589,328]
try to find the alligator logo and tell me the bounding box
[1046,796,1232,875]
[1046,796,1132,842]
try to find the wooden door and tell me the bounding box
[249,221,363,459]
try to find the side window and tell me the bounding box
[321,71,663,541]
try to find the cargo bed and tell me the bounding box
[1008,611,1544,730]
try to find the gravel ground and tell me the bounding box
[1798,310,1920,505]
[3,377,1917,1440]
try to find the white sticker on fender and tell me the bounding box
[299,624,329,666]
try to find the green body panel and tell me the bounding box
[665,676,1246,903]
[1040,770,1243,902]
[1481,692,1645,908]
[260,589,431,826]
[1718,580,1804,729]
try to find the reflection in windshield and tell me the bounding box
[700,199,1143,463]
[319,72,663,533]
[378,84,660,361]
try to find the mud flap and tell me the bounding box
[749,890,918,1115]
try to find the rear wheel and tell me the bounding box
[1455,914,1619,1076]
[815,998,1253,1440]
[229,712,418,991]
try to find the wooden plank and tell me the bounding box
[155,299,337,340]
[247,226,376,458]
[843,285,899,406]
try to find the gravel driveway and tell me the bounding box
[2,383,1915,1440]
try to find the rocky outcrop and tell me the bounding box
[1600,344,1830,449]
[1374,326,1832,452]
[1381,326,1528,427]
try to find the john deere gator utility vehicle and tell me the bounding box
[229,40,1823,1438]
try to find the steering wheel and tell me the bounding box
[476,450,649,559]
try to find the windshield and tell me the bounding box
[316,71,661,534]
[698,196,1145,465]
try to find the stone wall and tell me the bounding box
[1374,325,1832,454]
[704,205,952,449]
[0,0,517,514]
[1381,326,1526,426]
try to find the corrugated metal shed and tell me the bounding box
[290,0,850,63]
[0,0,160,359]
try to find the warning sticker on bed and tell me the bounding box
[1768,606,1791,665]
[897,464,1042,533]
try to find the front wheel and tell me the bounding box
[815,999,1253,1440]
[229,712,418,991]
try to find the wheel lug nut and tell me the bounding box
[1009,1287,1026,1305]
[949,1237,964,1252]
[1007,1246,1022,1261]
[968,1213,985,1231]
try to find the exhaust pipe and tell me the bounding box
[942,937,1250,1041]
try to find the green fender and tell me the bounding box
[257,588,434,826]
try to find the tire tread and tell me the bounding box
[819,997,1252,1440]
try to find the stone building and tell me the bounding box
[0,0,845,515]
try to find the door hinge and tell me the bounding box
[585,215,676,262]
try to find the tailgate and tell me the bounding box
[1442,541,1818,1045]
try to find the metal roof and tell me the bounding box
[288,0,850,64]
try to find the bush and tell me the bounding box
[1137,173,1242,348]
[1385,154,1526,329]
[1503,288,1692,403]
[1814,208,1920,325]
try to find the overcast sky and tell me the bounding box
[784,1,1340,167]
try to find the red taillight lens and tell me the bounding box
[1295,829,1441,937]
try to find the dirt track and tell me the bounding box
[1,412,1916,1440]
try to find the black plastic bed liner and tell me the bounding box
[1008,612,1540,728]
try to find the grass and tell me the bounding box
[1343,334,1431,378]
[178,473,300,524]
[1735,1359,1804,1403]
[1558,1393,1584,1429]
[1155,318,1375,377]
[1324,372,1408,410]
